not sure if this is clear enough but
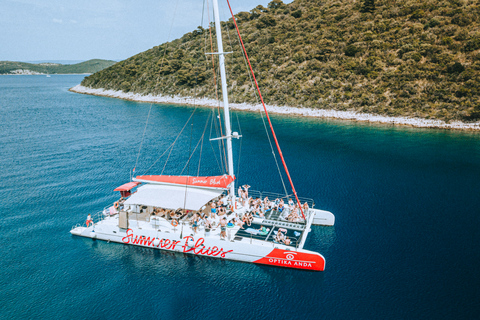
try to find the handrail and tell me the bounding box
[237,189,314,208]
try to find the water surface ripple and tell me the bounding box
[1,75,479,319]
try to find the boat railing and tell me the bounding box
[240,189,315,208]
[71,223,82,230]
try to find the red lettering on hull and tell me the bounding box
[253,249,325,271]
[182,236,233,258]
[121,229,233,258]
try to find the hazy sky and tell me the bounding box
[0,0,293,62]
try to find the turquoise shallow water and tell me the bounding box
[1,75,480,319]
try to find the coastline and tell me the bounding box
[69,85,480,131]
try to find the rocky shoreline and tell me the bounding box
[70,85,480,131]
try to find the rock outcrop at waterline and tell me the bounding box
[70,84,480,130]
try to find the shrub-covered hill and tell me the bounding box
[81,0,480,122]
[0,59,116,74]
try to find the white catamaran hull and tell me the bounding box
[71,215,326,271]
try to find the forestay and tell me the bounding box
[123,184,223,211]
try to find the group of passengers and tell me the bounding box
[237,185,309,223]
[188,201,244,239]
[152,207,187,220]
[145,185,310,241]
[254,225,292,246]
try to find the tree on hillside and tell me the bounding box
[268,0,284,9]
[361,0,375,13]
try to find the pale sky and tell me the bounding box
[0,0,293,62]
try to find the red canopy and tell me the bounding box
[134,175,235,190]
[114,181,141,192]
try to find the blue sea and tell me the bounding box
[1,75,479,319]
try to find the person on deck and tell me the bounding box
[303,202,309,213]
[257,225,268,236]
[192,214,199,234]
[86,214,93,227]
[237,186,244,205]
[275,230,286,243]
[220,217,227,239]
[210,202,217,218]
[243,185,250,198]
[242,214,249,227]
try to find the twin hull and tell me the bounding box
[71,223,325,271]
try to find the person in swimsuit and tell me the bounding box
[284,236,291,245]
[210,202,217,218]
[242,214,248,228]
[192,214,198,233]
[243,185,250,198]
[246,212,253,226]
[220,217,227,239]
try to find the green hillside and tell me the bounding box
[0,59,117,75]
[81,0,480,122]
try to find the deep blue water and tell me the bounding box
[1,75,479,319]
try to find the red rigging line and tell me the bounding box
[225,0,305,220]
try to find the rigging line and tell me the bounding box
[133,103,153,174]
[210,93,226,173]
[160,0,207,177]
[181,51,204,176]
[153,0,179,92]
[142,143,173,175]
[235,111,242,177]
[180,113,210,175]
[197,112,212,176]
[209,109,224,173]
[182,124,193,215]
[142,105,198,175]
[229,4,288,198]
[206,0,228,174]
[226,0,305,220]
[159,107,197,175]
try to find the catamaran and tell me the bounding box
[70,0,335,271]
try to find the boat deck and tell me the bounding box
[233,222,303,247]
[89,189,314,249]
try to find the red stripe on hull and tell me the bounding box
[253,248,325,271]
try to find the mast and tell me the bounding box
[212,0,235,202]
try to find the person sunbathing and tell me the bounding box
[275,230,285,243]
[257,225,268,235]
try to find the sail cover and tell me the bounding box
[123,184,223,211]
[134,175,235,190]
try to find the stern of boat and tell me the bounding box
[253,248,325,271]
[311,209,335,226]
[70,225,96,238]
